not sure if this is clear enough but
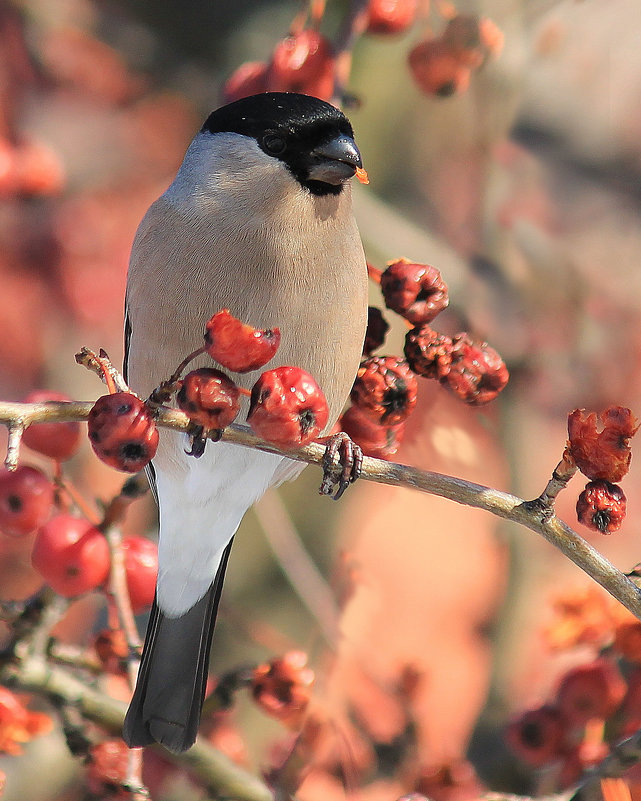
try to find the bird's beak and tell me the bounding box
[307,135,363,186]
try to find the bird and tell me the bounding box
[122,92,368,752]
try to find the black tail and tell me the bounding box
[123,540,233,752]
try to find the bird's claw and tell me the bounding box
[319,432,363,500]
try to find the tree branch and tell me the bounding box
[1,399,641,621]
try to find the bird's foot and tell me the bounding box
[319,432,363,500]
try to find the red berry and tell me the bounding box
[576,480,626,534]
[340,405,404,460]
[568,406,639,482]
[204,309,281,374]
[87,739,129,796]
[380,259,449,325]
[363,306,390,356]
[32,514,110,597]
[177,368,241,430]
[404,325,453,379]
[251,651,314,728]
[22,390,82,461]
[350,356,418,425]
[408,39,472,97]
[269,30,335,100]
[248,366,329,448]
[223,61,269,103]
[0,466,54,538]
[555,659,626,727]
[443,333,509,405]
[122,536,158,613]
[87,392,158,473]
[366,0,417,35]
[505,705,567,767]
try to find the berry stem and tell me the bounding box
[367,262,383,284]
[53,465,102,526]
[75,347,129,394]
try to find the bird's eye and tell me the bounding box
[262,134,287,155]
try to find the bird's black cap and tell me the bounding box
[201,92,361,196]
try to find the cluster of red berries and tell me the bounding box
[223,0,419,104]
[0,399,157,606]
[339,258,509,460]
[566,406,639,534]
[506,600,641,790]
[0,685,52,756]
[408,14,503,97]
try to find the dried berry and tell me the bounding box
[505,706,567,767]
[204,309,280,374]
[380,258,449,325]
[404,325,453,379]
[408,39,471,97]
[568,407,639,482]
[87,392,159,473]
[363,306,390,356]
[442,15,504,68]
[248,366,329,448]
[122,536,158,614]
[555,659,626,727]
[339,405,405,460]
[269,30,335,101]
[22,390,81,461]
[0,465,54,538]
[93,628,129,673]
[443,333,509,405]
[366,0,417,35]
[614,619,641,663]
[576,480,626,535]
[223,61,269,103]
[252,651,314,729]
[177,368,241,430]
[32,514,110,597]
[350,356,418,425]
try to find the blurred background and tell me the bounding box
[1,0,641,798]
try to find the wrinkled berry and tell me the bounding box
[252,651,314,729]
[204,309,280,374]
[505,706,567,767]
[22,390,82,461]
[350,356,418,426]
[404,325,453,379]
[443,333,509,405]
[568,407,639,483]
[408,39,471,97]
[340,405,405,460]
[380,258,449,325]
[0,465,54,538]
[32,514,110,597]
[576,480,626,534]
[122,535,158,613]
[177,368,241,431]
[366,0,417,35]
[363,307,390,356]
[556,659,626,727]
[248,366,329,448]
[87,393,159,473]
[269,30,335,101]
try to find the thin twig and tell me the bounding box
[254,490,341,646]
[5,421,24,470]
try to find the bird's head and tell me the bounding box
[200,92,364,197]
